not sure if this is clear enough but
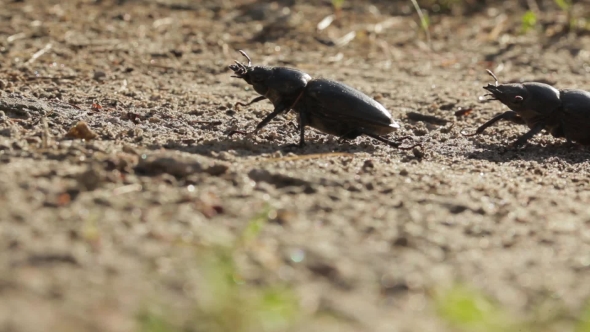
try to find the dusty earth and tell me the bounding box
[2,0,590,331]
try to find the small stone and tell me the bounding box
[413,147,424,159]
[93,71,107,81]
[26,136,42,144]
[269,209,296,225]
[65,121,97,140]
[122,145,139,155]
[135,151,229,178]
[392,237,410,247]
[362,159,375,170]
[77,165,105,191]
[0,128,12,137]
[12,140,27,150]
[0,139,11,151]
[217,151,234,161]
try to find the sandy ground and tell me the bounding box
[2,0,590,331]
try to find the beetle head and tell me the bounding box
[229,50,274,95]
[482,70,561,115]
[483,83,530,111]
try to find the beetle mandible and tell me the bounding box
[463,70,590,147]
[227,50,418,150]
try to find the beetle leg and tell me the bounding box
[336,130,414,147]
[511,123,544,148]
[461,111,522,137]
[558,118,575,146]
[288,121,300,131]
[234,95,266,110]
[228,103,289,138]
[392,135,414,143]
[254,103,288,132]
[362,132,421,150]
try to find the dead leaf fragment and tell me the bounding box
[65,121,98,140]
[91,102,103,112]
[196,192,223,218]
[454,108,473,117]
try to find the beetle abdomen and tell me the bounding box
[559,89,590,144]
[560,89,590,113]
[302,79,399,134]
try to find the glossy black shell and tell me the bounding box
[293,78,399,138]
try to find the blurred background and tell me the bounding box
[2,1,590,332]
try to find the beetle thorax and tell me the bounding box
[263,89,284,106]
[522,83,561,113]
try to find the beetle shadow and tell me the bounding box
[464,141,590,164]
[147,135,395,159]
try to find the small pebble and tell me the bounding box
[362,159,375,170]
[93,71,107,81]
[413,147,424,159]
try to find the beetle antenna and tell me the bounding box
[486,69,499,86]
[238,50,252,67]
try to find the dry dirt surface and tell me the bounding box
[2,0,590,331]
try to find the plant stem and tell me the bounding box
[410,0,432,50]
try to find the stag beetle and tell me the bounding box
[463,70,590,147]
[228,50,418,150]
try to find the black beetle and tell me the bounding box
[463,70,590,147]
[227,50,418,150]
